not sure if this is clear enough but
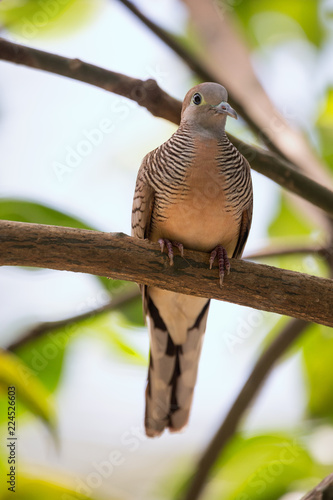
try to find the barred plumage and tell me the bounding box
[131,82,253,437]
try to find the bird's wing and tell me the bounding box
[232,157,253,259]
[131,156,155,241]
[131,156,155,314]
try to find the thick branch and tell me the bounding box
[1,38,333,217]
[183,318,309,500]
[0,220,332,327]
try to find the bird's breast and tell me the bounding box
[151,139,240,255]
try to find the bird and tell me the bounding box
[131,82,253,437]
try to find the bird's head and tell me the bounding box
[181,82,237,136]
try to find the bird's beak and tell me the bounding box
[215,101,238,119]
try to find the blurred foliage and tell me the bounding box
[0,0,104,40]
[268,195,314,238]
[73,312,147,365]
[0,308,145,424]
[302,324,333,419]
[0,348,55,431]
[0,466,103,500]
[173,433,321,500]
[231,0,323,47]
[317,88,333,174]
[208,433,316,500]
[0,198,95,230]
[118,294,145,327]
[267,195,328,276]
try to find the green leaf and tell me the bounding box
[208,433,314,500]
[82,313,147,365]
[268,195,314,238]
[0,349,55,431]
[302,324,333,419]
[0,198,95,230]
[0,0,104,40]
[232,0,323,47]
[0,474,104,499]
[98,276,133,294]
[118,294,145,327]
[266,195,326,274]
[316,88,333,174]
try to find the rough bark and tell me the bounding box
[1,220,332,327]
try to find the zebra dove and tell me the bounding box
[131,82,253,437]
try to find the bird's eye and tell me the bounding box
[192,93,202,105]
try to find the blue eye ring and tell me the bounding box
[192,92,202,105]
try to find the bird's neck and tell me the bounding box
[178,121,228,142]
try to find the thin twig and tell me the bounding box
[301,473,333,500]
[7,287,140,352]
[0,38,333,217]
[0,220,332,327]
[183,318,309,500]
[245,244,330,261]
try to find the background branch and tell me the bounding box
[1,38,333,217]
[6,287,140,352]
[182,0,333,189]
[0,220,332,327]
[0,37,181,124]
[301,473,333,500]
[245,243,331,260]
[183,318,309,500]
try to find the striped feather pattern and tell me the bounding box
[216,135,253,221]
[131,82,253,437]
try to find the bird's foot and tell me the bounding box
[209,245,231,287]
[158,238,184,266]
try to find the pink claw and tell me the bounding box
[158,238,184,266]
[209,245,231,287]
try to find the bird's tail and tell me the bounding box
[145,296,210,437]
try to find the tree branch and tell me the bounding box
[301,473,333,500]
[0,37,181,124]
[183,317,309,500]
[6,287,140,352]
[1,38,332,217]
[0,220,332,327]
[245,243,331,261]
